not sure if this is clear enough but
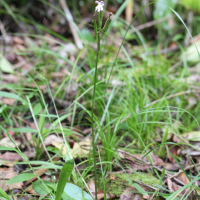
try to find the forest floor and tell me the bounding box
[1,1,200,200]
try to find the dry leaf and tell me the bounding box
[97,191,117,200]
[13,37,24,44]
[51,141,67,156]
[0,180,22,192]
[150,153,165,166]
[44,134,63,146]
[0,137,21,148]
[0,171,18,179]
[0,151,35,161]
[178,172,190,184]
[0,160,15,167]
[87,179,96,193]
[2,98,16,106]
[120,186,143,200]
[0,152,23,161]
[3,130,15,138]
[71,138,91,157]
[51,138,92,158]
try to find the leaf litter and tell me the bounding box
[1,2,200,200]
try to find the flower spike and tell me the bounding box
[95,1,104,12]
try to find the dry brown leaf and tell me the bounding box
[0,137,21,148]
[164,162,181,171]
[0,171,18,179]
[2,98,16,106]
[51,141,67,156]
[167,178,190,198]
[0,180,22,192]
[51,138,92,158]
[87,179,96,193]
[3,130,15,138]
[178,172,190,184]
[120,186,143,200]
[71,138,91,157]
[0,151,35,161]
[44,134,63,146]
[0,152,23,161]
[97,191,117,200]
[150,153,165,166]
[25,185,37,195]
[0,160,16,167]
[13,37,24,45]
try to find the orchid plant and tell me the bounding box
[91,1,112,199]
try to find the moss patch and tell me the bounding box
[100,172,160,195]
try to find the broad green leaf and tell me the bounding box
[33,103,42,115]
[7,173,36,185]
[180,0,200,13]
[63,183,93,200]
[8,127,38,133]
[33,180,55,196]
[180,40,200,64]
[0,188,9,200]
[0,54,14,73]
[0,91,26,105]
[55,159,74,200]
[80,28,95,42]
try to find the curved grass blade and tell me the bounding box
[55,159,74,200]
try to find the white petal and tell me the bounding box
[95,4,103,12]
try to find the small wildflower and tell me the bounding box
[95,1,104,12]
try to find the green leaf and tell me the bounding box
[0,146,16,151]
[0,54,14,73]
[180,0,200,13]
[33,180,55,196]
[33,103,43,115]
[8,127,38,133]
[55,159,74,200]
[0,91,26,105]
[180,40,200,64]
[7,173,36,185]
[63,183,93,200]
[80,28,95,42]
[0,188,9,200]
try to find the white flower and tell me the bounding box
[95,1,104,12]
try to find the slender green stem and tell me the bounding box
[91,31,101,200]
